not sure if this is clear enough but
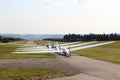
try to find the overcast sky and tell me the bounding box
[0,0,120,34]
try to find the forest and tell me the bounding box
[63,33,120,42]
[0,36,23,43]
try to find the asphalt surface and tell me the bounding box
[0,58,78,73]
[50,54,120,80]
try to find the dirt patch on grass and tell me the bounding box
[0,58,79,80]
[0,58,79,74]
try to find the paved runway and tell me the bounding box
[50,54,120,80]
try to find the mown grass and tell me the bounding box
[0,40,27,45]
[9,40,27,44]
[0,53,55,59]
[73,41,120,64]
[0,44,16,54]
[0,44,55,59]
[0,68,73,80]
[34,40,49,46]
[34,40,66,46]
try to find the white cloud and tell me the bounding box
[75,0,112,5]
[74,0,81,3]
[11,0,17,5]
[40,0,63,7]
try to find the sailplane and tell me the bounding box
[14,41,115,57]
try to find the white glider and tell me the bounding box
[13,41,115,56]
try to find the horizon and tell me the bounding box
[0,0,120,34]
[0,33,120,35]
[1,33,120,41]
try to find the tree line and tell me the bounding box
[0,36,23,43]
[64,33,120,42]
[43,38,64,42]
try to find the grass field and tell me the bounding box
[34,40,49,46]
[10,40,27,44]
[73,41,120,64]
[0,40,27,45]
[34,40,66,46]
[0,44,16,54]
[0,68,73,80]
[0,44,55,59]
[0,53,55,59]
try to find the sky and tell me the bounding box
[0,0,120,34]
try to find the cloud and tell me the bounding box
[40,0,63,7]
[75,0,112,5]
[11,0,17,5]
[74,0,81,3]
[74,0,88,4]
